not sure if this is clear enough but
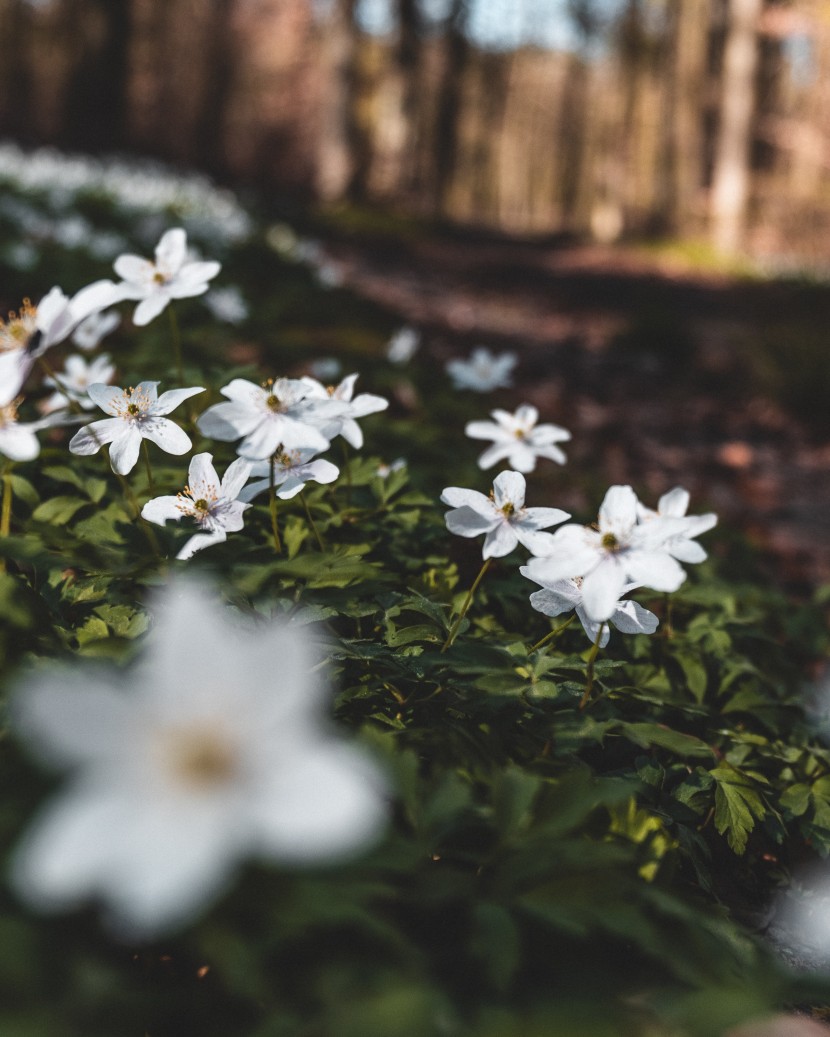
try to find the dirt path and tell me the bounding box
[320,229,830,591]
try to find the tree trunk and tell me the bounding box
[710,0,763,253]
[432,0,469,217]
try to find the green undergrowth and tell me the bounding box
[0,158,828,1037]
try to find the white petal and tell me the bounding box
[249,742,387,863]
[611,599,659,636]
[0,425,40,461]
[445,506,498,538]
[440,486,491,511]
[153,385,204,414]
[114,254,154,283]
[624,550,686,593]
[87,383,127,414]
[133,294,170,326]
[155,228,187,271]
[176,529,227,559]
[598,485,638,537]
[141,418,192,456]
[520,506,570,530]
[476,442,513,470]
[220,456,253,500]
[657,487,690,517]
[575,608,610,648]
[492,470,525,510]
[464,420,501,441]
[482,521,518,558]
[141,495,184,526]
[527,585,579,617]
[68,418,122,455]
[197,401,261,441]
[669,540,707,564]
[108,428,143,474]
[580,558,627,622]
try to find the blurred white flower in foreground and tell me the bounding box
[142,452,252,558]
[9,580,388,937]
[441,470,569,559]
[240,448,339,502]
[40,354,116,414]
[69,381,204,474]
[386,326,420,365]
[524,485,692,623]
[465,404,571,472]
[637,486,717,563]
[0,399,64,462]
[446,347,516,392]
[520,572,658,648]
[114,227,221,326]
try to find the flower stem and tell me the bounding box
[300,492,325,551]
[269,457,282,554]
[341,440,352,505]
[529,613,576,653]
[101,446,161,558]
[441,556,492,652]
[578,626,606,710]
[0,465,13,572]
[142,440,155,494]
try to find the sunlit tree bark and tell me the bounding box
[710,0,764,253]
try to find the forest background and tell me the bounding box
[2,0,828,265]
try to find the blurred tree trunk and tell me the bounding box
[316,0,370,202]
[192,0,236,176]
[0,0,35,141]
[710,0,763,253]
[63,0,132,151]
[433,0,470,216]
[395,0,422,195]
[666,0,710,235]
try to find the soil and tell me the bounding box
[318,226,830,592]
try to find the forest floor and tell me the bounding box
[316,222,830,593]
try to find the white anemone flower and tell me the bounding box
[114,228,221,326]
[441,469,570,559]
[520,571,659,648]
[0,398,62,462]
[465,404,571,472]
[142,453,252,559]
[386,326,420,364]
[299,373,388,449]
[637,487,717,564]
[240,448,339,502]
[40,354,116,414]
[68,381,204,475]
[196,377,341,460]
[0,283,124,406]
[524,485,690,623]
[445,347,517,392]
[8,580,388,937]
[71,310,120,351]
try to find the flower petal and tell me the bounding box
[68,418,122,456]
[133,294,170,327]
[108,428,143,474]
[492,470,525,510]
[141,418,192,457]
[482,521,518,558]
[141,495,185,526]
[581,557,627,622]
[153,386,205,415]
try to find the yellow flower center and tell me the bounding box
[0,299,37,353]
[601,532,620,551]
[167,728,238,790]
[0,399,20,427]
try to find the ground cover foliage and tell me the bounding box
[0,148,829,1037]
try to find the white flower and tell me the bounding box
[524,485,689,623]
[445,347,517,392]
[299,373,388,449]
[0,283,124,406]
[465,404,571,472]
[376,458,406,479]
[637,487,717,564]
[72,310,120,351]
[68,381,204,475]
[114,228,221,326]
[8,580,388,937]
[142,453,252,559]
[386,326,420,365]
[0,399,59,462]
[441,470,570,559]
[196,377,340,460]
[40,354,116,414]
[239,448,339,502]
[520,572,658,648]
[203,286,248,325]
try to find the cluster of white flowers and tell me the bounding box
[446,346,517,392]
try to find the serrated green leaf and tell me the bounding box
[616,722,714,759]
[31,495,88,524]
[711,765,766,854]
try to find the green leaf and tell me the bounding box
[31,495,88,524]
[616,722,714,759]
[710,764,766,854]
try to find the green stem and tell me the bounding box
[341,440,352,505]
[142,440,155,494]
[0,465,13,571]
[101,446,161,558]
[36,355,83,415]
[529,613,576,653]
[269,457,282,554]
[441,556,492,652]
[300,491,325,551]
[578,626,606,710]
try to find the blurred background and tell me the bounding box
[1,0,828,263]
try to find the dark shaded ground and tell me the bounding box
[320,226,830,591]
